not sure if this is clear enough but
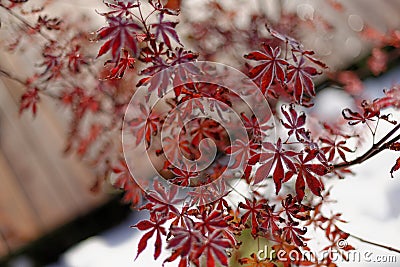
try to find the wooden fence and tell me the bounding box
[0,76,108,258]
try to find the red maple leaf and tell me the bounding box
[194,231,231,267]
[287,55,319,104]
[254,139,297,191]
[320,137,353,162]
[170,167,198,187]
[280,104,307,141]
[39,53,63,81]
[160,135,191,166]
[241,112,273,141]
[20,87,40,116]
[66,45,89,73]
[96,16,142,61]
[238,198,266,237]
[282,220,307,246]
[127,103,160,147]
[152,14,183,49]
[132,214,167,260]
[164,218,202,267]
[342,107,378,125]
[281,194,311,222]
[245,43,288,93]
[141,181,183,217]
[225,138,260,169]
[189,118,221,147]
[259,203,283,236]
[100,0,139,17]
[195,209,231,235]
[294,150,328,201]
[104,50,135,79]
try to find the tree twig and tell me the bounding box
[0,3,55,43]
[333,124,400,169]
[350,234,400,254]
[0,68,26,86]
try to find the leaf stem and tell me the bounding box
[137,0,150,36]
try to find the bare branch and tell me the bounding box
[350,234,400,254]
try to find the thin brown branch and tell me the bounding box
[0,3,55,43]
[333,124,400,169]
[0,68,26,86]
[350,234,400,254]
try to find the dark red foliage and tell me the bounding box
[294,150,328,201]
[281,194,311,222]
[282,221,307,246]
[287,55,319,104]
[36,15,62,31]
[19,87,40,115]
[238,198,267,237]
[245,44,288,93]
[112,159,143,206]
[39,52,63,81]
[100,0,139,17]
[104,50,135,79]
[193,231,232,267]
[169,167,198,186]
[255,139,297,192]
[3,1,400,266]
[320,137,353,162]
[66,45,89,73]
[152,14,182,49]
[126,104,160,146]
[132,214,167,260]
[280,104,307,141]
[259,203,283,236]
[342,107,379,125]
[96,16,142,61]
[164,218,201,267]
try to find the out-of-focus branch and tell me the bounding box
[350,234,400,254]
[0,2,55,43]
[0,68,26,86]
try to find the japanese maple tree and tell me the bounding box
[1,0,400,266]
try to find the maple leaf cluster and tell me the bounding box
[1,0,400,267]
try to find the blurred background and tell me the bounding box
[1,0,400,266]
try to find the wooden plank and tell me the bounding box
[0,149,41,252]
[0,234,9,259]
[0,53,108,214]
[2,80,103,217]
[26,97,109,210]
[0,74,108,255]
[0,81,70,230]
